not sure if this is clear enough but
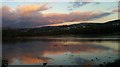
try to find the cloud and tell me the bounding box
[17,4,50,16]
[2,5,50,28]
[68,1,101,10]
[70,2,90,7]
[91,12,112,19]
[67,2,90,10]
[2,6,20,27]
[69,11,112,20]
[2,5,112,28]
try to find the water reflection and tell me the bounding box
[2,38,119,65]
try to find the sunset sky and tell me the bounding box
[1,1,119,28]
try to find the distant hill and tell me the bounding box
[2,20,120,38]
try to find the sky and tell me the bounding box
[1,0,120,2]
[1,1,120,28]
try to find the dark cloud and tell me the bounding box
[91,12,112,20]
[70,2,90,7]
[68,2,101,10]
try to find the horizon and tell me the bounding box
[2,19,119,29]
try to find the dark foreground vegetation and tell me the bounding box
[2,20,120,38]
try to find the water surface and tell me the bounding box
[2,37,119,65]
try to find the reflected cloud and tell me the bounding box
[19,56,51,64]
[3,39,118,65]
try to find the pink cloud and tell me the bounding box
[17,4,50,16]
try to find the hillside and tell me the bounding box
[2,20,120,38]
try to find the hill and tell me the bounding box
[2,20,120,38]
